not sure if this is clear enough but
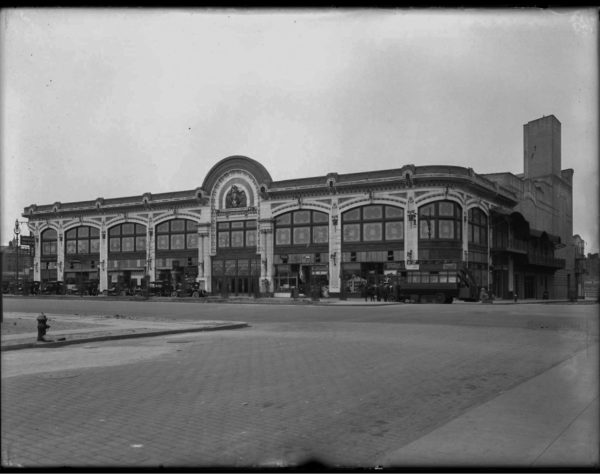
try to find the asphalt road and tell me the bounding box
[2,297,598,469]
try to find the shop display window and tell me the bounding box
[216,220,257,249]
[275,228,291,245]
[418,201,461,241]
[274,210,330,247]
[342,205,404,243]
[41,229,58,256]
[155,219,199,251]
[312,226,329,244]
[363,222,383,241]
[65,226,100,256]
[468,208,488,246]
[293,227,310,245]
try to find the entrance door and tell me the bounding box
[524,276,535,299]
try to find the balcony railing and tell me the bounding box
[491,238,528,254]
[527,254,565,268]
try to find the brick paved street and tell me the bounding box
[1,300,597,469]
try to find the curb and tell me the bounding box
[0,322,249,352]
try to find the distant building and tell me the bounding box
[21,115,580,300]
[582,252,599,300]
[1,240,34,285]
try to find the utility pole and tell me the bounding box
[14,219,21,290]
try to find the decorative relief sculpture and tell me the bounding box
[225,185,247,208]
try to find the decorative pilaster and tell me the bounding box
[147,218,155,282]
[56,228,65,282]
[405,192,418,263]
[329,201,341,293]
[99,227,108,291]
[197,224,210,291]
[259,220,274,292]
[462,206,469,264]
[33,231,41,282]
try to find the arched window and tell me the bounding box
[109,223,147,253]
[274,210,329,246]
[418,201,461,241]
[342,205,404,243]
[41,229,57,256]
[155,219,198,250]
[217,220,257,248]
[65,226,100,255]
[468,208,488,246]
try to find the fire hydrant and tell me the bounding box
[37,313,50,342]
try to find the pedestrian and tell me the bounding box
[361,284,367,302]
[513,291,518,303]
[369,285,375,302]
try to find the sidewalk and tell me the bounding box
[378,343,599,468]
[1,313,247,352]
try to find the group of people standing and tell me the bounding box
[361,283,398,302]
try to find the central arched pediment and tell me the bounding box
[201,155,273,196]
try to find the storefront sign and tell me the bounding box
[443,263,457,270]
[405,263,420,270]
[311,265,328,275]
[20,235,35,246]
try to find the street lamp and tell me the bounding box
[14,219,20,287]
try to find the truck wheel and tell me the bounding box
[434,292,445,304]
[171,291,178,297]
[192,291,199,298]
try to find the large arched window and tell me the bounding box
[155,219,198,250]
[65,226,100,255]
[109,223,147,253]
[342,205,404,243]
[274,210,329,246]
[418,201,462,241]
[41,229,57,256]
[217,220,257,248]
[468,208,488,245]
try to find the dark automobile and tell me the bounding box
[175,281,207,298]
[106,283,128,296]
[148,281,174,297]
[82,280,99,296]
[41,281,65,295]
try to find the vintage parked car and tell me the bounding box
[175,281,207,298]
[147,281,174,297]
[41,281,65,295]
[106,283,127,296]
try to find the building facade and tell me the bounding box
[22,115,576,300]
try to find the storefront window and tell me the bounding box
[216,220,257,249]
[155,219,198,250]
[109,223,147,253]
[65,226,100,255]
[342,205,404,242]
[41,229,58,256]
[274,210,329,247]
[468,208,488,245]
[418,201,461,241]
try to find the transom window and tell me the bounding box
[217,220,257,248]
[156,219,199,251]
[274,210,329,246]
[65,226,100,255]
[109,223,147,253]
[468,208,488,246]
[418,201,462,241]
[41,229,57,256]
[342,205,404,243]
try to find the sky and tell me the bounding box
[1,8,598,252]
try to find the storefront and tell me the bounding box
[341,204,404,297]
[273,209,329,296]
